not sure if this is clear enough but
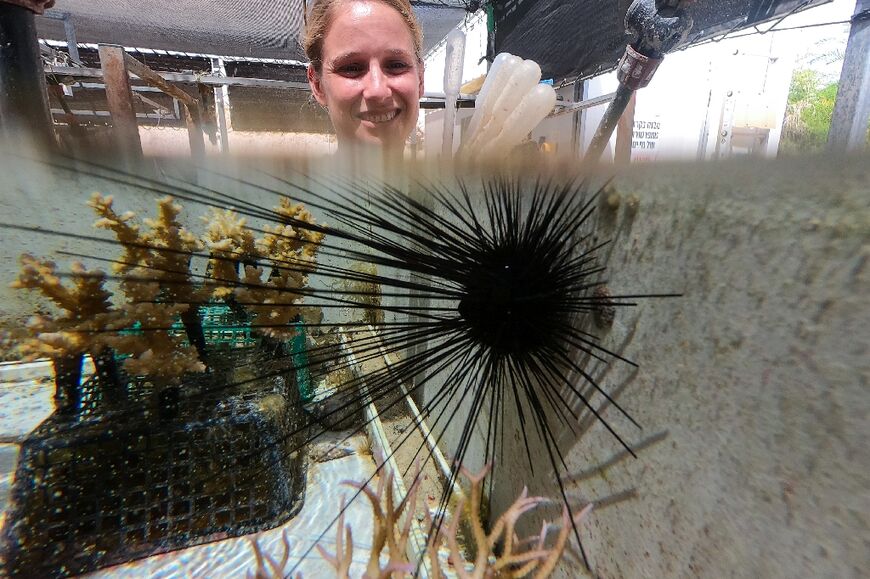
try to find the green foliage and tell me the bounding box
[780,69,839,154]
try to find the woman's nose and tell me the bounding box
[362,65,391,101]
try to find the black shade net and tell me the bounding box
[494,0,829,82]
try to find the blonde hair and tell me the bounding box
[303,0,423,73]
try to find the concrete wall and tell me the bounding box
[422,155,868,578]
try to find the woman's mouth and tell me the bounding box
[358,110,399,123]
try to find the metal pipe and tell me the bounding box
[585,85,634,162]
[45,63,312,90]
[211,57,230,153]
[0,2,55,149]
[584,0,694,163]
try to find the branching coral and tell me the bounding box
[89,193,207,378]
[248,529,300,579]
[432,464,594,579]
[202,199,324,339]
[251,465,591,578]
[202,208,259,300]
[10,254,118,409]
[89,193,150,275]
[12,192,323,404]
[99,302,205,380]
[11,254,113,361]
[316,472,418,578]
[91,193,204,304]
[139,195,204,305]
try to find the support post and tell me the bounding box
[211,57,231,153]
[827,0,870,153]
[182,103,205,161]
[62,13,81,64]
[0,2,55,150]
[571,79,586,156]
[98,44,142,162]
[614,91,637,165]
[123,52,205,161]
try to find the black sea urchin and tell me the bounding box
[257,170,679,570]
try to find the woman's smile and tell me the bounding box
[358,109,400,123]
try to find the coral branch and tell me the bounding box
[90,194,207,379]
[11,254,117,410]
[441,464,594,578]
[204,197,324,339]
[248,530,299,579]
[248,464,592,578]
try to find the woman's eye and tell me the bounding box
[387,61,411,72]
[336,64,364,76]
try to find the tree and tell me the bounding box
[780,69,840,154]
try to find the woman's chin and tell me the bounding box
[354,131,405,151]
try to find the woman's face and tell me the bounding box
[308,1,423,151]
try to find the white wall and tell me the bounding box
[562,34,797,163]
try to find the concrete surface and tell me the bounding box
[424,155,869,578]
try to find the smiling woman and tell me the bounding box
[304,0,424,157]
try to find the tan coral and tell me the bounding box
[202,207,258,300]
[89,194,207,380]
[432,464,594,579]
[12,255,113,319]
[100,302,205,380]
[223,196,324,339]
[247,462,592,578]
[93,193,207,304]
[317,471,418,579]
[140,196,205,304]
[234,265,304,340]
[90,193,150,274]
[11,254,114,361]
[248,530,299,579]
[259,197,324,267]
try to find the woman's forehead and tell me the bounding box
[324,1,416,58]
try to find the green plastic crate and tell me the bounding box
[114,305,310,401]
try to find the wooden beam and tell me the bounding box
[97,44,142,162]
[123,53,198,109]
[122,52,205,160]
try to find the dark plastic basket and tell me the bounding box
[0,342,309,578]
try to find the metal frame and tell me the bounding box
[46,64,311,91]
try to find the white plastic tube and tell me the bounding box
[441,29,466,160]
[478,83,557,161]
[461,53,519,152]
[467,58,542,157]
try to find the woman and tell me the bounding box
[304,0,424,159]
